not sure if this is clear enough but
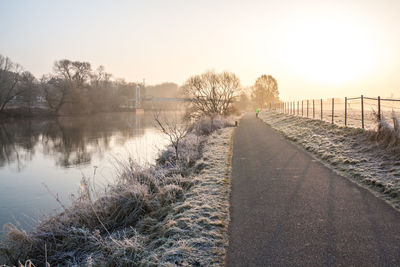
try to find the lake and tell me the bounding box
[0,112,169,238]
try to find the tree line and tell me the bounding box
[0,54,280,117]
[183,72,280,117]
[0,55,147,116]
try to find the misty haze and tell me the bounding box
[1,1,400,266]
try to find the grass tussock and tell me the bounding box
[0,115,235,266]
[367,111,400,152]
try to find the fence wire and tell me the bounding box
[273,96,400,130]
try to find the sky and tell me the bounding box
[1,0,400,100]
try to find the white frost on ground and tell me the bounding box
[153,127,233,266]
[0,122,234,266]
[259,111,400,209]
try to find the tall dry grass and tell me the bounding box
[368,110,400,152]
[0,115,234,266]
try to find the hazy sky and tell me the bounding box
[1,0,400,100]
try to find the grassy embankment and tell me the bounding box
[259,110,400,210]
[0,116,235,266]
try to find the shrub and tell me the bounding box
[191,115,235,136]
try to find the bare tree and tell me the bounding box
[42,59,93,114]
[251,74,279,109]
[88,66,117,111]
[70,61,92,88]
[19,71,38,111]
[41,75,67,114]
[0,55,24,112]
[183,71,241,117]
[52,59,92,88]
[90,66,112,88]
[153,111,190,161]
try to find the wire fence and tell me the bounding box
[267,95,400,130]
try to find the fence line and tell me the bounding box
[267,95,400,129]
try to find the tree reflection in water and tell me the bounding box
[0,112,150,171]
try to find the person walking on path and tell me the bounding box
[256,108,260,118]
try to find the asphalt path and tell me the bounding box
[226,113,400,266]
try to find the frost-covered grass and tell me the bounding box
[0,116,234,266]
[368,111,400,151]
[259,111,400,209]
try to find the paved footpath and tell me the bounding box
[226,113,400,266]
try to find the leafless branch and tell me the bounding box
[183,71,241,117]
[153,111,190,162]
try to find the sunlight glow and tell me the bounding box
[282,18,376,85]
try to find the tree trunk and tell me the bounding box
[174,142,179,162]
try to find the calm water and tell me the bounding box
[0,112,168,237]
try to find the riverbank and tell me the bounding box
[0,108,55,120]
[259,111,400,210]
[0,116,234,266]
[0,107,186,121]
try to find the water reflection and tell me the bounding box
[0,112,167,237]
[0,112,153,170]
[0,120,40,171]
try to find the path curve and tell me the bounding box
[226,113,400,266]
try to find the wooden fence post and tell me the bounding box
[302,100,303,116]
[331,98,334,124]
[345,97,347,126]
[291,101,293,115]
[313,99,315,119]
[292,101,294,115]
[320,99,323,120]
[293,101,296,115]
[378,96,381,121]
[307,100,309,117]
[297,101,299,115]
[361,95,364,129]
[293,101,295,115]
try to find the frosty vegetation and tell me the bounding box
[0,116,235,266]
[259,111,400,209]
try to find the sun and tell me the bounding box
[282,18,376,85]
